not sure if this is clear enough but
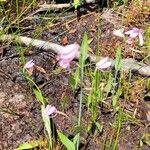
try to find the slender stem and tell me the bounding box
[76,62,84,150]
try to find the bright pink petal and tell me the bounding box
[44,105,57,116]
[24,60,34,69]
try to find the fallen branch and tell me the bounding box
[0,34,150,76]
[39,3,71,10]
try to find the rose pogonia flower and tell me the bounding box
[44,105,57,117]
[24,60,35,69]
[44,104,68,118]
[96,57,111,70]
[125,27,144,46]
[113,29,124,38]
[57,43,80,68]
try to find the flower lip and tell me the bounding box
[24,60,35,69]
[58,59,70,69]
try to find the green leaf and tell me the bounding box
[106,73,113,95]
[73,134,79,145]
[33,88,44,105]
[68,76,76,89]
[147,78,150,91]
[95,122,103,133]
[145,26,150,51]
[115,47,121,71]
[74,67,80,89]
[41,105,51,136]
[58,131,75,150]
[79,32,88,68]
[112,87,122,107]
[73,0,80,9]
[41,105,53,148]
[112,95,118,108]
[15,141,39,150]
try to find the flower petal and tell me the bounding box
[24,60,34,69]
[125,28,140,38]
[126,37,133,44]
[113,29,124,37]
[129,31,139,38]
[57,43,80,69]
[44,105,57,116]
[96,57,111,70]
[58,59,70,68]
[96,57,109,67]
[59,49,78,60]
[125,30,133,35]
[99,61,112,69]
[59,43,80,55]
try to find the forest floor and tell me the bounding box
[0,1,150,150]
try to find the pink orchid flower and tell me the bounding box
[24,60,35,69]
[44,104,68,118]
[57,43,80,68]
[96,57,111,71]
[125,27,144,46]
[44,105,57,117]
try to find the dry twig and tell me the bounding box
[0,34,150,76]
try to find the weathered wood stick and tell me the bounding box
[39,3,71,10]
[0,34,150,76]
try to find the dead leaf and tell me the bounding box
[60,91,66,100]
[69,29,77,34]
[27,67,34,76]
[90,28,96,32]
[65,23,70,30]
[35,65,46,74]
[146,110,150,121]
[61,36,68,45]
[88,47,94,54]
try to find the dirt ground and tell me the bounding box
[0,2,150,150]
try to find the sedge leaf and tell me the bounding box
[33,88,44,105]
[58,131,75,150]
[15,141,39,150]
[79,32,88,67]
[115,47,121,72]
